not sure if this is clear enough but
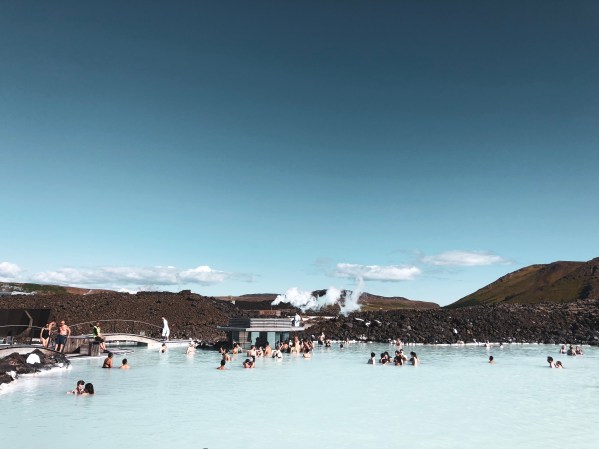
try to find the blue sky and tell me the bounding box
[1,1,598,306]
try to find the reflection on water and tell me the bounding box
[2,343,598,449]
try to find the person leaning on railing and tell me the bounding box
[92,322,107,352]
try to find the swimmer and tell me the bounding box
[368,352,376,365]
[559,344,567,354]
[83,383,95,395]
[120,358,130,369]
[67,380,85,394]
[489,356,495,364]
[161,343,167,353]
[102,352,113,368]
[547,356,555,368]
[186,342,196,355]
[409,352,419,366]
[393,351,403,366]
[575,346,584,356]
[243,358,254,369]
[398,349,407,364]
[217,360,226,370]
[302,348,311,359]
[264,342,272,357]
[555,361,564,369]
[339,343,344,349]
[567,345,576,356]
[272,347,283,359]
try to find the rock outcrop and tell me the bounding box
[0,349,70,387]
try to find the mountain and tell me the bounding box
[448,257,599,308]
[0,282,110,295]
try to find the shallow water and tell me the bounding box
[2,343,598,449]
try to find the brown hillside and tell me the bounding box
[449,258,599,308]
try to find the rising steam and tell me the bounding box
[272,278,364,315]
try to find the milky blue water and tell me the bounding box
[2,343,598,449]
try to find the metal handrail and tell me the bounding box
[68,319,163,338]
[0,324,46,346]
[0,320,165,346]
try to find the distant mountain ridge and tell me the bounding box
[0,282,110,295]
[448,257,599,308]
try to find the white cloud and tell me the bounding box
[0,262,22,281]
[334,263,421,282]
[31,265,248,288]
[423,250,509,267]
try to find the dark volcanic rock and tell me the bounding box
[303,299,599,345]
[0,349,70,387]
[0,290,246,343]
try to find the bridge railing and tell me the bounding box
[69,320,164,339]
[0,325,46,345]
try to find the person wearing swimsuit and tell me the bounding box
[55,321,71,353]
[40,322,53,348]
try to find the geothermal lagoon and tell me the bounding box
[2,343,598,449]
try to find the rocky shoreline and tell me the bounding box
[0,349,70,388]
[302,299,599,345]
[1,292,598,347]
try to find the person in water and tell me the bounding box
[555,361,564,369]
[102,352,113,368]
[302,348,311,359]
[83,383,95,395]
[68,380,85,394]
[409,352,419,366]
[243,358,254,368]
[217,360,226,370]
[368,352,376,365]
[272,345,283,359]
[161,343,167,353]
[393,351,403,366]
[547,356,555,368]
[186,342,196,355]
[120,358,130,369]
[489,356,495,364]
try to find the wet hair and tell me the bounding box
[547,356,554,362]
[108,352,113,358]
[371,352,376,358]
[489,356,494,362]
[339,343,344,348]
[84,383,95,394]
[77,380,85,386]
[220,360,226,366]
[122,358,128,365]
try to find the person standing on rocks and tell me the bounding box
[161,317,170,341]
[55,320,71,353]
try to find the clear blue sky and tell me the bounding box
[1,1,598,306]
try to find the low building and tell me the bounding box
[217,316,304,348]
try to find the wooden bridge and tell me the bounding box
[0,320,166,355]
